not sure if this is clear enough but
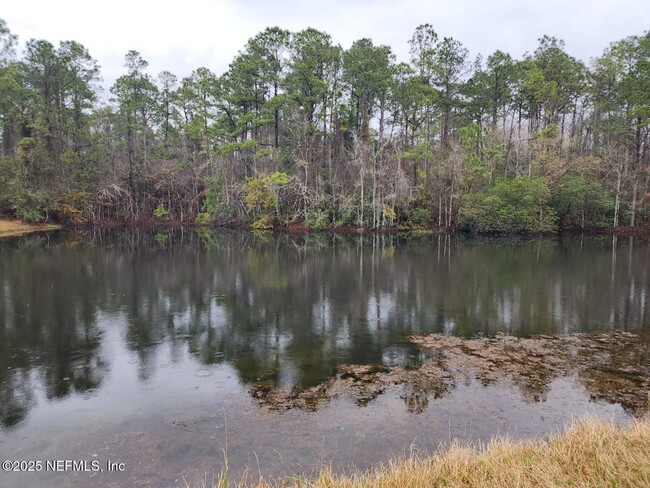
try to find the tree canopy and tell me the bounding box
[0,19,648,233]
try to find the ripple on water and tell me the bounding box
[194,369,213,378]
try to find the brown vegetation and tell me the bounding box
[0,219,60,237]
[250,332,650,416]
[189,417,650,488]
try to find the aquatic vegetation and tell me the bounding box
[250,332,650,416]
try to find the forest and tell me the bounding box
[0,19,648,233]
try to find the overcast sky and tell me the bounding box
[3,0,648,93]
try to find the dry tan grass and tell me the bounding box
[0,219,60,237]
[190,417,650,488]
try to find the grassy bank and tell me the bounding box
[0,219,61,237]
[191,417,650,488]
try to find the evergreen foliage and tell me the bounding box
[0,18,648,232]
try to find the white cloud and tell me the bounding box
[2,0,648,88]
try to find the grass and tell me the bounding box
[0,219,60,237]
[189,417,650,488]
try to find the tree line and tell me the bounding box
[0,19,648,232]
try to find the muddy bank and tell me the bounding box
[0,219,61,237]
[250,332,650,416]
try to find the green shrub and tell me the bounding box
[252,214,275,230]
[306,208,331,230]
[243,172,289,213]
[154,204,169,219]
[409,207,432,227]
[551,176,613,230]
[334,207,358,227]
[195,212,213,225]
[15,205,44,223]
[460,177,557,234]
[0,156,21,215]
[202,185,231,220]
[13,191,49,222]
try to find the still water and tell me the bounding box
[0,229,648,487]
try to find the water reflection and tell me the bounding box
[0,229,648,428]
[249,332,649,417]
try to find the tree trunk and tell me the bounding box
[613,169,622,228]
[630,178,638,228]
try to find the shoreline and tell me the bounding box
[191,417,650,488]
[0,219,61,238]
[203,331,650,487]
[3,217,650,238]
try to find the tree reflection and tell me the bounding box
[0,229,648,427]
[0,234,108,427]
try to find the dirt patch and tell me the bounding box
[250,332,650,416]
[0,219,61,237]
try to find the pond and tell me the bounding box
[0,229,648,487]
